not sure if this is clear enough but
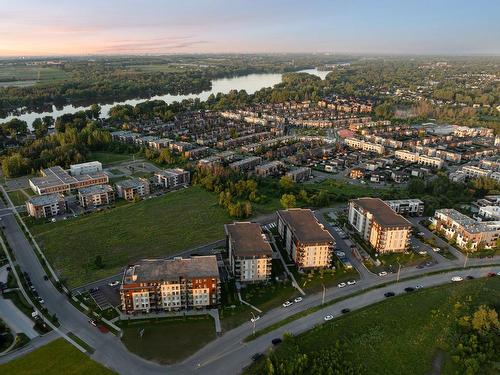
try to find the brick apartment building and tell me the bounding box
[78,184,115,208]
[348,198,412,253]
[225,222,273,283]
[120,256,220,314]
[116,178,150,201]
[26,193,67,219]
[276,208,334,269]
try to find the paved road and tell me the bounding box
[1,195,499,375]
[0,297,38,339]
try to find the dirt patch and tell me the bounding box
[429,348,445,375]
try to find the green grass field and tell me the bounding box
[119,316,216,364]
[88,151,134,165]
[7,189,29,206]
[0,65,69,87]
[245,277,500,375]
[29,186,232,287]
[0,338,115,374]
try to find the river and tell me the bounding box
[2,68,330,128]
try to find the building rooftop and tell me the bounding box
[27,193,63,206]
[78,184,114,195]
[352,198,412,227]
[225,222,272,258]
[277,209,334,244]
[436,208,497,233]
[122,256,219,284]
[155,168,187,178]
[116,178,148,189]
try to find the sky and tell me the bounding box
[1,0,499,57]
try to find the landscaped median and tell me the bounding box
[243,264,500,343]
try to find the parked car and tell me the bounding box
[418,232,425,237]
[384,292,395,297]
[37,297,44,304]
[341,308,351,314]
[43,275,49,281]
[404,287,415,293]
[89,319,97,327]
[337,282,347,288]
[466,275,474,280]
[271,338,282,346]
[487,272,497,278]
[335,251,345,257]
[251,353,264,361]
[378,271,388,276]
[282,301,293,308]
[250,316,260,323]
[324,315,334,321]
[108,280,120,287]
[415,285,424,290]
[347,280,356,286]
[451,276,463,282]
[294,297,303,303]
[418,250,428,255]
[432,247,441,252]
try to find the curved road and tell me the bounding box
[1,197,499,374]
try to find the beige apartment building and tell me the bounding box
[26,193,67,219]
[225,222,273,283]
[276,209,334,269]
[348,198,412,253]
[78,184,115,208]
[116,178,150,201]
[345,138,385,154]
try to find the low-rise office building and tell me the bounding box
[116,178,150,201]
[78,184,115,208]
[225,222,273,283]
[120,256,220,313]
[155,169,190,189]
[348,198,412,253]
[26,193,67,219]
[433,209,499,251]
[276,209,334,269]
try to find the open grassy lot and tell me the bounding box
[0,338,115,374]
[7,189,29,206]
[29,186,232,287]
[88,151,134,165]
[245,277,500,375]
[119,316,216,364]
[0,65,69,87]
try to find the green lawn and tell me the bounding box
[88,151,134,165]
[29,186,232,287]
[0,338,115,374]
[119,316,216,364]
[0,65,69,87]
[7,189,29,206]
[245,277,500,375]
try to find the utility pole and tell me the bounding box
[250,312,256,336]
[396,263,401,283]
[322,283,326,305]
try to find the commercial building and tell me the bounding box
[155,169,190,189]
[120,256,220,314]
[29,166,109,195]
[385,199,425,216]
[116,178,150,201]
[70,161,102,176]
[276,209,334,269]
[26,193,67,219]
[286,167,311,182]
[433,209,499,251]
[348,198,412,253]
[224,222,273,283]
[78,185,115,208]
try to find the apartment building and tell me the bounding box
[225,222,273,283]
[395,150,419,163]
[26,193,67,219]
[417,155,444,169]
[385,199,424,216]
[345,138,385,154]
[78,184,115,208]
[70,161,102,176]
[229,156,262,172]
[286,167,311,182]
[461,166,492,179]
[155,169,190,189]
[120,256,220,314]
[348,198,412,253]
[148,138,172,150]
[276,209,334,269]
[116,178,150,201]
[29,165,109,195]
[433,209,499,250]
[255,161,285,177]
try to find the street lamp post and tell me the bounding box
[463,252,469,268]
[250,312,256,336]
[396,263,401,283]
[322,283,326,305]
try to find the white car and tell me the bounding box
[378,271,388,276]
[108,280,120,287]
[418,250,427,255]
[294,297,303,303]
[282,301,293,308]
[324,315,334,321]
[415,285,424,290]
[347,280,356,286]
[250,316,260,323]
[432,247,441,252]
[335,251,345,257]
[451,276,463,282]
[337,282,347,288]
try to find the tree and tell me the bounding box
[32,118,49,139]
[279,176,295,192]
[280,194,297,209]
[94,255,104,269]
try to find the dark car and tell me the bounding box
[271,338,282,346]
[341,308,351,314]
[466,275,474,280]
[384,292,395,297]
[404,287,415,293]
[251,353,264,361]
[487,272,496,278]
